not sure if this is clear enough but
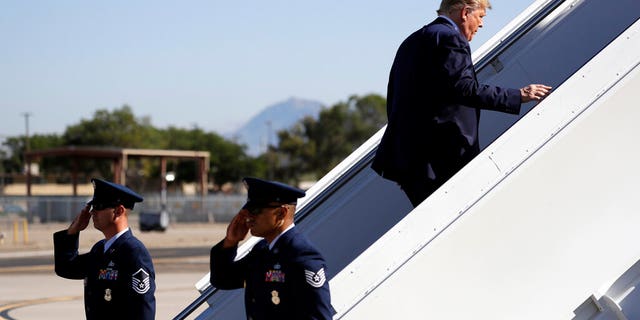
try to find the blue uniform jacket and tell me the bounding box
[372,17,522,184]
[210,228,334,320]
[54,229,156,320]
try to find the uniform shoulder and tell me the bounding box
[287,231,318,250]
[285,233,326,263]
[118,234,151,256]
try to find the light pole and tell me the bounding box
[163,171,176,208]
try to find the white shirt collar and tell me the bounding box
[268,223,295,250]
[104,227,129,253]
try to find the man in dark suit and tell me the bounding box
[54,178,156,320]
[372,0,551,207]
[210,177,334,320]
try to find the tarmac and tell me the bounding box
[0,219,230,320]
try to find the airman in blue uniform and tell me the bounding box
[210,177,334,319]
[54,178,156,320]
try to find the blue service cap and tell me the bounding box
[242,177,305,209]
[87,178,144,210]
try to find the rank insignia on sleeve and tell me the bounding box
[132,268,151,294]
[304,267,326,288]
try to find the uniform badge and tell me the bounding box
[304,267,326,288]
[132,268,151,294]
[98,268,119,280]
[271,290,280,305]
[104,288,112,301]
[265,269,285,283]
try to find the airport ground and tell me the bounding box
[0,218,229,320]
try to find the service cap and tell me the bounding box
[242,177,305,209]
[87,178,144,210]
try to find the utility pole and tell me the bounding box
[0,134,5,192]
[22,112,32,151]
[22,112,32,197]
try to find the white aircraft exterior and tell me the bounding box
[177,0,640,318]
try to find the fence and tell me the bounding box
[0,194,245,224]
[0,218,29,245]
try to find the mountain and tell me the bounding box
[231,97,324,156]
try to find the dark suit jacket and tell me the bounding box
[210,228,334,320]
[372,16,521,185]
[54,229,156,320]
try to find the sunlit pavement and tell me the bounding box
[0,271,209,320]
[0,222,228,320]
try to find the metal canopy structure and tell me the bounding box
[23,146,210,197]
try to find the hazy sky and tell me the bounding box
[1,0,533,139]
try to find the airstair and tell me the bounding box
[176,0,640,318]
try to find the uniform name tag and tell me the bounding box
[265,270,285,283]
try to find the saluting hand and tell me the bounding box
[67,205,92,235]
[223,209,250,248]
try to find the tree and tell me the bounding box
[157,126,265,186]
[0,95,385,190]
[0,105,265,189]
[271,94,387,182]
[63,105,161,148]
[56,105,162,181]
[1,134,65,177]
[266,119,316,185]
